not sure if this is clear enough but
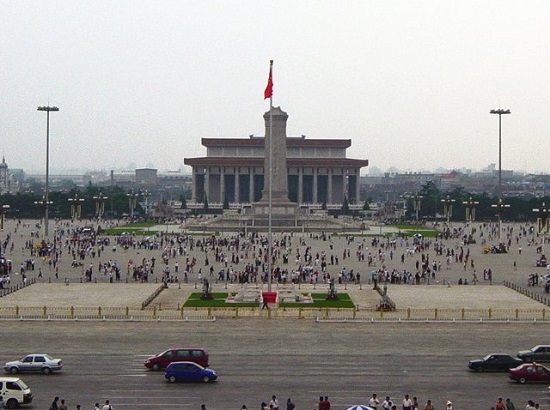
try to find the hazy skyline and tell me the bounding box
[2,1,549,175]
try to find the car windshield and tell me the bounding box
[42,354,54,360]
[18,380,28,389]
[483,354,493,360]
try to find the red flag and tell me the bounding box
[264,60,273,99]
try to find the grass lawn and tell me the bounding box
[183,292,355,309]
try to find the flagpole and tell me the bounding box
[268,60,273,293]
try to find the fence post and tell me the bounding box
[153,306,157,318]
[98,306,102,318]
[235,307,239,318]
[462,308,465,320]
[126,306,129,318]
[488,308,492,320]
[15,306,19,316]
[543,308,546,321]
[515,309,519,320]
[298,307,303,319]
[43,306,47,318]
[353,307,357,319]
[434,308,438,320]
[70,306,74,319]
[407,308,411,320]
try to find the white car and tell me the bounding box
[4,354,63,375]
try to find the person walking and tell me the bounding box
[286,398,295,410]
[369,394,380,410]
[49,397,60,410]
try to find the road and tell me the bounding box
[1,320,548,410]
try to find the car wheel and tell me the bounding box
[525,357,533,363]
[519,377,526,384]
[152,364,160,371]
[169,375,176,383]
[202,375,210,383]
[9,367,18,375]
[6,398,18,409]
[43,367,52,375]
[477,367,484,372]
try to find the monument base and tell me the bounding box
[251,197,298,228]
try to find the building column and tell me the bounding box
[191,167,197,202]
[235,169,240,203]
[343,169,347,201]
[204,168,210,202]
[298,168,303,204]
[327,169,333,205]
[313,168,318,204]
[220,168,225,204]
[249,168,254,203]
[356,169,360,204]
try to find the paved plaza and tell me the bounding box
[1,218,549,314]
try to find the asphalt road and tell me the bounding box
[1,320,549,410]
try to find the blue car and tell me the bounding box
[164,361,218,383]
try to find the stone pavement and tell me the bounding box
[0,218,549,314]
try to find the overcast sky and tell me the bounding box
[2,1,549,175]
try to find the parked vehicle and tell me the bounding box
[0,377,33,409]
[144,348,209,370]
[517,345,550,362]
[509,363,550,384]
[468,353,523,372]
[4,354,63,375]
[164,361,217,383]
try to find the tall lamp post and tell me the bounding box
[37,105,59,237]
[490,109,511,199]
[0,204,9,230]
[93,192,108,220]
[68,193,85,221]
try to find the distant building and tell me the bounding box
[0,156,21,194]
[184,110,369,207]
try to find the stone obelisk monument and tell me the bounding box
[253,106,296,225]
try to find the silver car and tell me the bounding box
[4,354,63,375]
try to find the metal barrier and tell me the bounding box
[0,278,36,297]
[0,305,549,321]
[503,280,550,306]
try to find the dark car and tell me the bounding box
[517,345,550,362]
[509,363,550,384]
[144,348,209,371]
[164,361,217,383]
[468,353,523,372]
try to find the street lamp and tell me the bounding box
[533,202,549,236]
[68,193,85,220]
[0,204,9,230]
[127,191,139,220]
[490,109,511,199]
[93,192,108,220]
[463,196,479,226]
[35,196,53,224]
[142,190,151,219]
[491,198,510,245]
[441,195,455,226]
[404,193,423,221]
[37,105,59,237]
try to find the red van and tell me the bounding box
[144,348,209,370]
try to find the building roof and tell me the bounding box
[184,157,368,167]
[201,137,352,148]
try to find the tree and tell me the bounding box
[363,199,370,211]
[342,196,349,215]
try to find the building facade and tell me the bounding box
[184,111,368,207]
